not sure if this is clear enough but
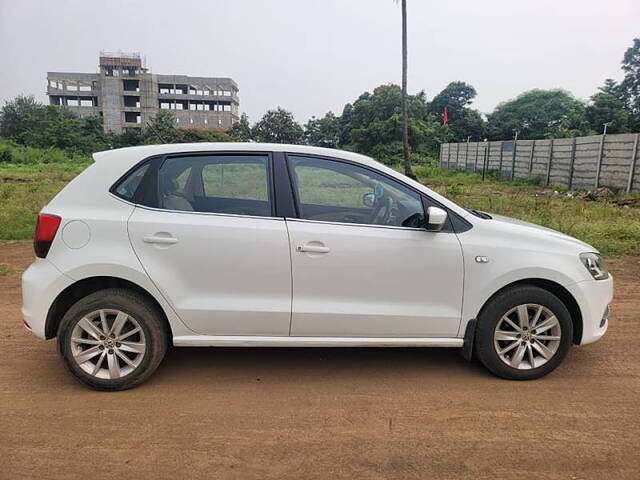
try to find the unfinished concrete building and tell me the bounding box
[47,52,239,133]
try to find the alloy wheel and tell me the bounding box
[70,309,146,380]
[493,304,561,370]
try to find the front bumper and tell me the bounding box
[566,274,614,345]
[21,258,74,340]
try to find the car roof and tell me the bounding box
[93,143,372,165]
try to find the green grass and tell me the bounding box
[409,164,640,256]
[0,159,91,240]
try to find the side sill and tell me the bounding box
[173,336,464,348]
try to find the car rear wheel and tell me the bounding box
[474,285,573,380]
[58,288,167,391]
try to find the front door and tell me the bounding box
[286,155,464,338]
[128,153,291,336]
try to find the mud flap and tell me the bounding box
[461,319,477,361]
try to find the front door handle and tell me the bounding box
[296,243,330,254]
[143,234,178,245]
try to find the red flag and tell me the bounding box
[443,107,449,126]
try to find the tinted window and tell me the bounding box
[158,155,272,216]
[114,163,149,201]
[289,156,424,227]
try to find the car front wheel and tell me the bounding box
[58,288,167,391]
[474,285,573,380]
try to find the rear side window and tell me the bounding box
[157,155,272,217]
[202,162,269,201]
[113,163,150,201]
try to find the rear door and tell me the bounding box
[127,153,292,336]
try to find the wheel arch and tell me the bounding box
[477,278,583,345]
[44,276,173,340]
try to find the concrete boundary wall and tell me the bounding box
[439,133,640,193]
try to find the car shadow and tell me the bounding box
[150,346,490,385]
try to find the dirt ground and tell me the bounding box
[0,241,639,480]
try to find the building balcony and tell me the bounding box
[157,92,239,104]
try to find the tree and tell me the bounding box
[30,106,86,151]
[339,84,438,163]
[599,78,622,97]
[0,96,108,152]
[396,0,415,179]
[304,112,340,148]
[429,81,477,115]
[106,128,144,149]
[585,92,629,134]
[486,89,589,140]
[619,38,640,130]
[228,112,252,141]
[252,108,303,144]
[428,81,485,141]
[0,95,46,144]
[144,110,180,144]
[179,127,230,143]
[178,128,231,143]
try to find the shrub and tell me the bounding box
[0,147,13,163]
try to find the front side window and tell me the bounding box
[158,155,272,217]
[289,155,424,227]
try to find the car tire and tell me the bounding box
[474,285,573,380]
[58,288,168,391]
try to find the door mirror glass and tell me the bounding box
[362,192,375,207]
[426,206,448,231]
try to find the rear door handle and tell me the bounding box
[143,234,178,245]
[296,244,330,254]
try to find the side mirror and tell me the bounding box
[425,206,447,231]
[362,192,376,208]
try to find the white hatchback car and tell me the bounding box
[22,143,612,390]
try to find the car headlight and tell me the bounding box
[579,252,609,280]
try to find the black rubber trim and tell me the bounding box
[448,210,473,233]
[272,152,297,218]
[461,319,477,361]
[136,156,162,207]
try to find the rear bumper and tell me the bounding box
[566,274,614,345]
[21,258,74,340]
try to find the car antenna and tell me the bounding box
[145,121,168,144]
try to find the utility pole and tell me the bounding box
[399,0,415,179]
[595,122,612,188]
[510,130,519,180]
[465,136,471,170]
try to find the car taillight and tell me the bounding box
[34,214,62,258]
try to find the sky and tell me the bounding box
[0,0,638,123]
